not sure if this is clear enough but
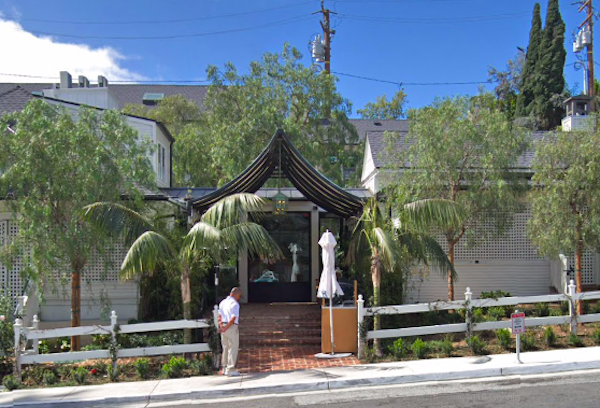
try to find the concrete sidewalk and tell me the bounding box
[3,347,600,407]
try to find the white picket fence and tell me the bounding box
[14,311,213,374]
[357,280,600,357]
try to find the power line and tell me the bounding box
[332,71,496,86]
[9,14,314,40]
[0,73,211,83]
[2,1,316,25]
[338,11,531,24]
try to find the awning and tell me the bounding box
[191,129,365,217]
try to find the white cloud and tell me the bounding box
[0,18,147,83]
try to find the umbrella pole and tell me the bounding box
[329,294,335,354]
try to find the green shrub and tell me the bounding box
[487,307,506,321]
[480,290,511,299]
[535,303,549,317]
[92,361,107,375]
[38,340,50,354]
[71,366,88,385]
[543,327,557,347]
[592,328,600,345]
[134,358,151,379]
[440,334,454,357]
[520,332,536,351]
[582,300,591,314]
[411,338,429,359]
[560,301,570,313]
[56,365,71,380]
[162,356,188,378]
[362,346,377,363]
[59,337,71,352]
[389,338,408,359]
[2,375,20,391]
[24,366,46,385]
[190,359,212,376]
[472,308,486,323]
[467,335,486,355]
[549,308,563,317]
[496,328,512,350]
[107,365,120,382]
[568,332,584,347]
[43,371,58,386]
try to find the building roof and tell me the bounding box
[191,129,366,217]
[0,86,35,115]
[366,129,550,171]
[0,83,209,110]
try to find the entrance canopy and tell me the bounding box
[191,129,364,217]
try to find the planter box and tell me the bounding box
[321,307,358,354]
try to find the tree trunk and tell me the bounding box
[576,239,583,316]
[181,265,192,344]
[70,260,82,351]
[371,248,382,357]
[447,241,455,301]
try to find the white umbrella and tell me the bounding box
[316,230,350,358]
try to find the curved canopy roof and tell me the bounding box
[192,129,365,217]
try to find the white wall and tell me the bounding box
[43,87,120,110]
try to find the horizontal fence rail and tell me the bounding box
[357,280,600,357]
[14,311,213,374]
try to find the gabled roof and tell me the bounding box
[366,129,550,171]
[192,129,365,217]
[0,86,35,115]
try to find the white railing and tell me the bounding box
[357,280,600,357]
[14,311,213,375]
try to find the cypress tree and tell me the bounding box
[533,0,566,130]
[515,3,542,118]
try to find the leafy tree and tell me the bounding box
[515,3,543,119]
[533,0,567,130]
[389,96,527,300]
[122,95,212,187]
[488,52,524,120]
[358,90,408,120]
[528,124,600,314]
[0,100,155,350]
[347,198,459,356]
[83,193,282,343]
[200,44,360,187]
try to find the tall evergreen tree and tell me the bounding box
[533,0,566,130]
[515,3,542,118]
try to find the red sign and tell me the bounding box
[511,312,526,334]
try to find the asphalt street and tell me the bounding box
[125,370,600,408]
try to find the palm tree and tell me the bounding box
[347,197,462,356]
[83,193,282,343]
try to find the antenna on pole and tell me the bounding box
[573,0,595,109]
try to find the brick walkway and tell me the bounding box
[236,346,359,373]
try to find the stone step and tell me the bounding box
[240,337,321,346]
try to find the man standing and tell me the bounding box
[218,287,242,376]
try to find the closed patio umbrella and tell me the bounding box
[315,230,351,358]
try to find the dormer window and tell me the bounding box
[143,93,165,105]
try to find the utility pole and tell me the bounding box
[313,0,336,74]
[578,0,595,108]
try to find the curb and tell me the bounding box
[6,359,600,407]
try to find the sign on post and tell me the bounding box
[511,312,526,334]
[511,310,525,364]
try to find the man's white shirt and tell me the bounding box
[219,296,240,325]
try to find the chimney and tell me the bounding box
[78,75,89,88]
[60,71,72,89]
[98,75,108,87]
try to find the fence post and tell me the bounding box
[357,295,365,359]
[14,317,23,377]
[568,279,577,334]
[465,287,473,339]
[110,310,118,372]
[32,315,39,355]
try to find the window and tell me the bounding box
[157,143,167,182]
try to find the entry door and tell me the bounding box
[248,212,312,303]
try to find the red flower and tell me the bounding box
[90,368,98,375]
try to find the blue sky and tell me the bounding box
[0,0,589,116]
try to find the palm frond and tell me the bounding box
[372,227,401,271]
[82,202,154,245]
[201,193,267,229]
[183,221,221,256]
[220,222,283,261]
[120,231,177,280]
[397,231,456,280]
[400,199,464,232]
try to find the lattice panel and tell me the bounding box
[437,210,542,261]
[7,222,24,296]
[82,243,126,282]
[568,252,596,285]
[0,221,7,291]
